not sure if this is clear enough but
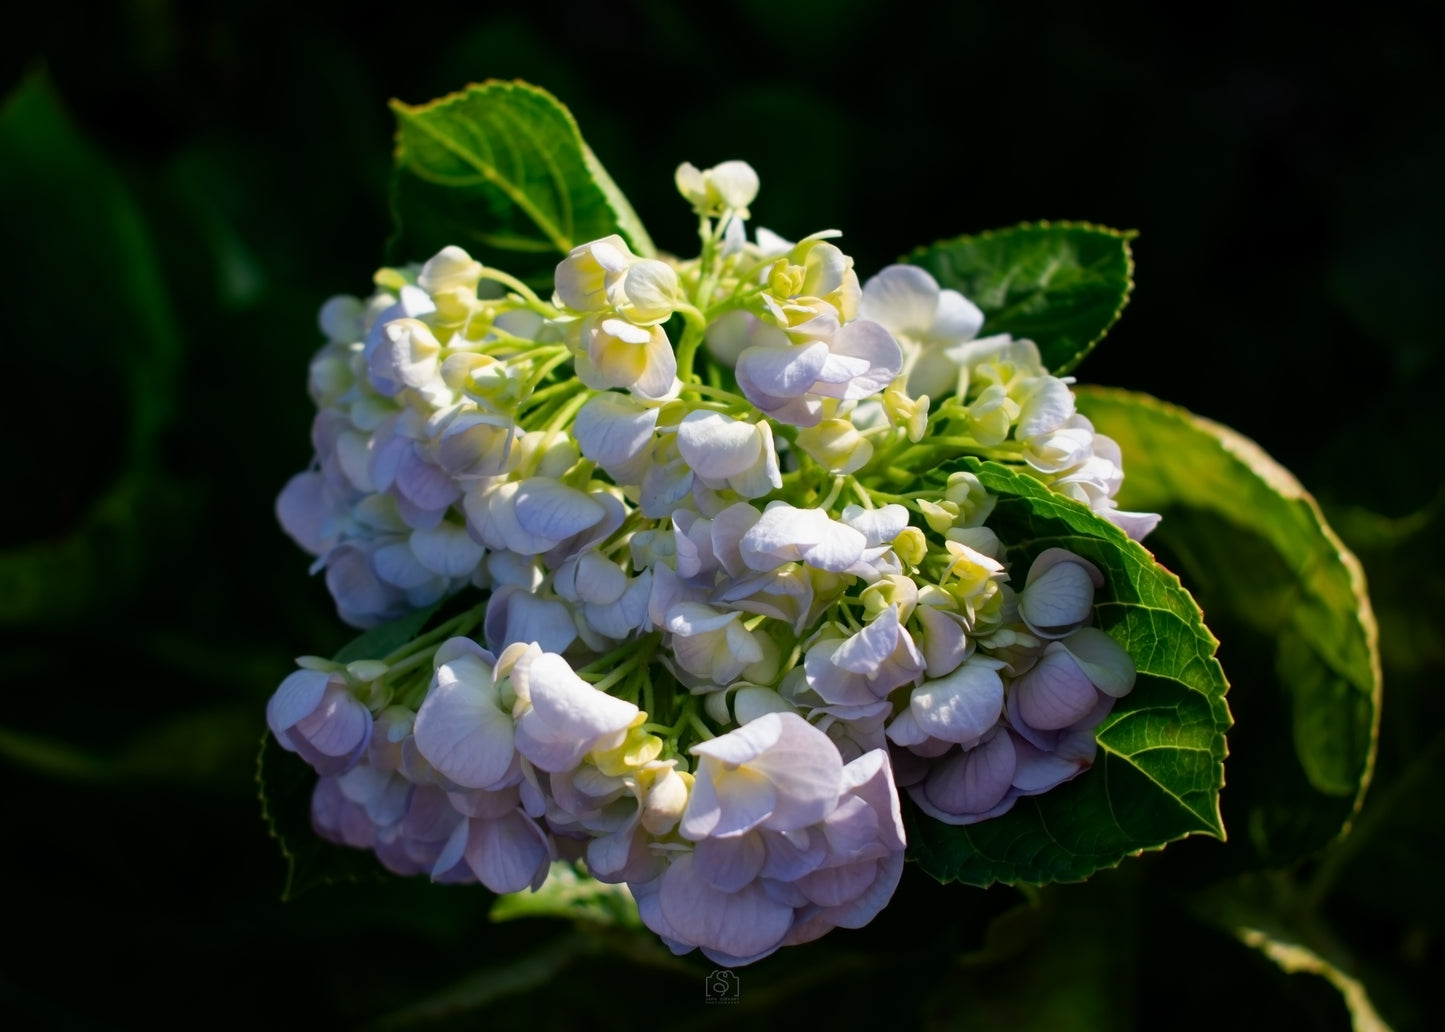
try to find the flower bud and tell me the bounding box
[675,160,760,218]
[796,418,874,474]
[613,259,680,325]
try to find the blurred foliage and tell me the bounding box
[1,0,1441,1028]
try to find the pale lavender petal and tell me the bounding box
[677,411,761,478]
[1013,645,1102,731]
[513,652,637,772]
[488,590,578,654]
[573,393,659,470]
[795,856,877,907]
[413,664,516,790]
[409,523,486,579]
[513,479,606,544]
[908,661,1005,744]
[402,784,465,844]
[680,759,778,839]
[1010,729,1096,795]
[741,714,845,832]
[736,340,829,399]
[825,320,902,399]
[275,472,332,556]
[840,503,909,548]
[325,544,403,628]
[837,749,906,852]
[914,605,969,678]
[449,784,524,820]
[373,540,440,590]
[693,833,767,892]
[659,853,795,959]
[267,669,332,738]
[463,810,553,894]
[921,731,1017,818]
[431,815,471,879]
[758,827,828,881]
[296,683,372,759]
[1019,558,1098,637]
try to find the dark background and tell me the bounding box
[2,1,1441,1028]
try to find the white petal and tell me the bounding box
[677,411,761,478]
[909,662,1004,744]
[857,264,940,337]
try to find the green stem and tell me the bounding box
[687,711,716,742]
[524,390,592,474]
[378,600,488,667]
[517,347,576,402]
[673,304,710,384]
[478,267,553,311]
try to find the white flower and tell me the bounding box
[675,160,760,218]
[413,637,519,792]
[575,316,678,399]
[554,235,635,312]
[858,264,984,399]
[507,643,640,773]
[676,410,782,499]
[735,317,902,427]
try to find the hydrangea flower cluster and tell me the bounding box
[270,160,1157,965]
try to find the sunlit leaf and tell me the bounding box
[389,80,653,280]
[490,862,642,928]
[904,222,1134,375]
[1078,388,1380,865]
[908,459,1231,886]
[1192,874,1393,1032]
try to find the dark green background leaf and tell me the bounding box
[907,458,1231,887]
[388,80,654,280]
[903,222,1134,376]
[0,73,183,623]
[333,602,443,664]
[256,735,392,901]
[1077,388,1380,868]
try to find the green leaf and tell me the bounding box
[903,222,1134,375]
[923,875,1139,1031]
[907,458,1230,887]
[489,861,642,928]
[1191,874,1395,1032]
[332,601,443,663]
[1076,388,1380,866]
[256,734,392,901]
[0,73,183,623]
[388,80,653,280]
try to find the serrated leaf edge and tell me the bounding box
[390,79,653,259]
[1078,386,1382,834]
[902,220,1137,375]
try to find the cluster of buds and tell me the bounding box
[270,161,1156,964]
